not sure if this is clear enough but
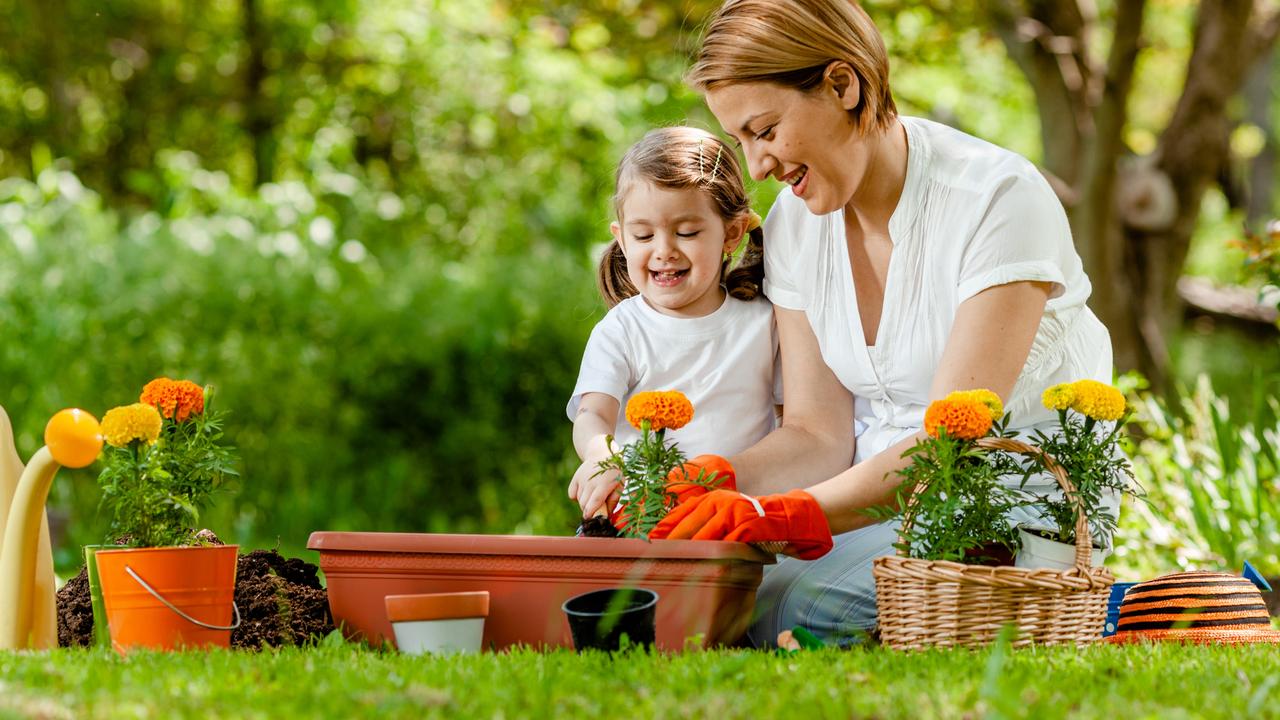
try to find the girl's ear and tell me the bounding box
[825,61,861,112]
[722,215,749,255]
[610,221,623,246]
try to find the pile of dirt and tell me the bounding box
[55,548,333,650]
[231,549,333,649]
[55,569,94,647]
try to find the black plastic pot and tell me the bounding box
[561,587,658,651]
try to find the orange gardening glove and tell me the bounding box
[648,489,834,560]
[608,454,736,527]
[667,454,736,504]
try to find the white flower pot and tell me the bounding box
[391,617,485,656]
[385,591,489,655]
[1014,527,1107,571]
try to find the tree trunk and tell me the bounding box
[243,0,274,186]
[992,0,1280,385]
[1245,47,1276,229]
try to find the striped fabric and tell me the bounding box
[1106,571,1280,645]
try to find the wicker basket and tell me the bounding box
[872,436,1113,649]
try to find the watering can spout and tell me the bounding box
[0,407,102,650]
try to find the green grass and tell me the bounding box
[2,642,1277,719]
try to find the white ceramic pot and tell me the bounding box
[391,617,485,656]
[1014,527,1108,571]
[385,591,489,655]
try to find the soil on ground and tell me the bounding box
[55,548,333,649]
[231,549,333,649]
[56,569,94,647]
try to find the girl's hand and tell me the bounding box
[568,432,619,518]
[573,464,621,519]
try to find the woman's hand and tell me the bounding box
[667,454,737,503]
[649,488,833,559]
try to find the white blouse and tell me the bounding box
[762,116,1113,482]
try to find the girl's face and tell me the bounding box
[706,69,869,216]
[612,181,745,318]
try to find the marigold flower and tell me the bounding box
[101,403,163,447]
[923,398,993,440]
[1042,383,1075,411]
[1067,379,1126,421]
[140,377,206,422]
[625,390,694,432]
[945,389,1003,420]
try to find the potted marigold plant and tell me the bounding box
[588,390,725,539]
[869,389,1026,565]
[1014,379,1140,570]
[92,377,241,652]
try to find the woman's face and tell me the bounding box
[706,74,869,216]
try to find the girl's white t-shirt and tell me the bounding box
[568,293,782,457]
[762,116,1113,485]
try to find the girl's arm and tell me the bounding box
[805,280,1053,534]
[569,392,621,516]
[730,305,856,496]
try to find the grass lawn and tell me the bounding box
[1,640,1276,719]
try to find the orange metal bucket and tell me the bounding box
[95,545,239,653]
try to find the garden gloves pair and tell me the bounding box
[648,455,835,560]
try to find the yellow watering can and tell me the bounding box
[0,406,102,650]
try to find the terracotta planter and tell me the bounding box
[307,532,773,651]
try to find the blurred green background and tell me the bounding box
[0,0,1276,576]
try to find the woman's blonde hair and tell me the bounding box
[687,0,897,135]
[599,127,764,307]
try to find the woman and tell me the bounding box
[650,0,1115,646]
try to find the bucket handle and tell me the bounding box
[124,565,242,631]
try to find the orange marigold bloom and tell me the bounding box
[140,377,206,422]
[923,398,993,440]
[625,390,694,432]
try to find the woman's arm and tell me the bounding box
[731,306,856,496]
[805,280,1054,534]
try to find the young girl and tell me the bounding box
[567,126,781,519]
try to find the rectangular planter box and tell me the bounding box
[307,532,773,651]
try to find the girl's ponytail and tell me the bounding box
[597,239,638,308]
[725,225,764,301]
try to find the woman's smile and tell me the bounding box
[782,165,810,197]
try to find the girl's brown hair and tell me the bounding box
[598,126,764,307]
[687,0,897,136]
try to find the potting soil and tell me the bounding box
[55,549,333,649]
[578,516,621,538]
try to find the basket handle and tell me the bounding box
[125,565,242,631]
[895,436,1093,570]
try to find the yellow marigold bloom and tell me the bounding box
[1067,379,1126,421]
[625,390,694,432]
[923,398,993,440]
[945,389,1003,419]
[101,403,163,447]
[1042,383,1075,411]
[140,377,206,422]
